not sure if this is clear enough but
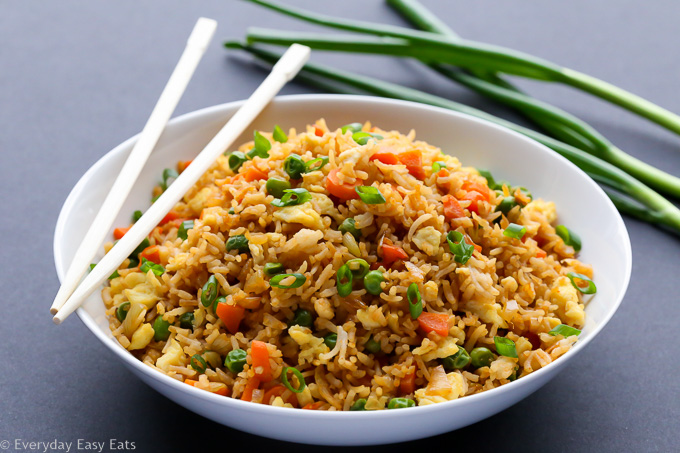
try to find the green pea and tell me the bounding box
[349,398,367,411]
[470,347,494,368]
[442,346,471,370]
[496,196,517,215]
[387,398,415,409]
[289,309,313,328]
[339,218,362,239]
[265,177,291,198]
[224,349,247,373]
[116,302,130,322]
[179,312,195,330]
[227,234,249,254]
[324,333,337,349]
[152,315,171,341]
[263,262,285,276]
[284,154,306,179]
[364,335,381,354]
[363,270,384,295]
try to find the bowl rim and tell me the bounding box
[54,93,632,419]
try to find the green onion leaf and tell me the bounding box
[304,156,330,173]
[496,196,517,215]
[548,324,582,337]
[352,131,383,145]
[478,169,497,190]
[270,273,306,289]
[140,257,165,276]
[265,177,291,198]
[247,130,271,159]
[160,168,179,191]
[224,349,247,373]
[89,263,119,280]
[263,262,285,276]
[387,398,415,409]
[446,230,474,264]
[346,258,370,279]
[339,218,362,239]
[503,223,527,240]
[281,367,306,393]
[284,153,306,179]
[555,225,582,252]
[567,272,597,294]
[130,237,150,260]
[200,275,219,307]
[177,220,194,241]
[190,354,207,374]
[494,336,518,358]
[407,283,423,319]
[442,347,471,370]
[289,308,313,328]
[432,161,447,173]
[336,264,353,297]
[364,335,381,354]
[116,302,130,322]
[273,124,288,143]
[228,151,248,172]
[226,234,249,253]
[271,188,312,207]
[341,122,363,134]
[355,186,386,204]
[132,210,143,222]
[213,295,225,313]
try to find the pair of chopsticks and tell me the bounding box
[51,18,311,324]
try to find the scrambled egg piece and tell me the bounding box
[463,299,507,328]
[356,305,388,329]
[128,323,154,350]
[156,338,187,372]
[489,356,517,381]
[311,193,337,217]
[412,226,441,256]
[412,336,459,362]
[288,325,329,364]
[337,146,365,165]
[523,199,557,224]
[283,228,324,253]
[273,202,324,229]
[415,365,465,406]
[550,276,586,327]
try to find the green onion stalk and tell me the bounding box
[224,42,680,234]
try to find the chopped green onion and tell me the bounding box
[496,196,517,215]
[355,186,386,204]
[273,124,288,143]
[290,309,313,328]
[349,398,367,411]
[407,283,423,319]
[509,366,520,382]
[270,272,306,289]
[190,354,207,374]
[200,275,219,307]
[555,225,582,252]
[178,220,194,241]
[228,207,236,215]
[228,151,248,172]
[160,168,179,191]
[263,262,285,276]
[341,122,363,134]
[304,156,330,173]
[567,272,597,294]
[224,349,247,373]
[213,296,225,313]
[271,188,312,207]
[132,210,143,222]
[338,218,362,239]
[323,333,337,349]
[130,238,150,260]
[364,335,381,354]
[226,234,249,253]
[503,223,527,240]
[284,153,306,179]
[116,302,130,322]
[432,161,447,173]
[265,177,291,198]
[179,312,195,330]
[470,347,494,368]
[247,130,271,159]
[446,230,474,264]
[442,346,471,370]
[346,258,369,279]
[336,264,353,297]
[140,257,165,276]
[89,263,119,280]
[363,270,385,295]
[152,315,171,341]
[387,398,415,409]
[127,258,139,268]
[494,336,518,358]
[281,367,306,393]
[549,324,582,337]
[352,131,383,145]
[151,194,160,203]
[478,169,497,189]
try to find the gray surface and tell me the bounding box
[1,0,679,451]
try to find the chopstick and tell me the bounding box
[53,43,311,324]
[49,17,218,315]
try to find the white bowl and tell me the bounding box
[54,94,631,446]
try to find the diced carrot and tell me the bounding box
[213,385,230,396]
[325,168,361,200]
[417,312,450,336]
[302,401,325,410]
[242,166,268,182]
[400,371,416,395]
[397,150,426,180]
[159,210,180,225]
[461,191,486,214]
[463,234,483,253]
[140,245,161,264]
[370,152,400,165]
[381,244,408,267]
[241,377,261,402]
[437,169,450,178]
[250,340,273,382]
[216,302,245,334]
[314,126,324,137]
[263,384,298,407]
[184,380,229,396]
[113,226,131,240]
[184,379,198,387]
[442,195,466,220]
[177,160,192,173]
[462,180,491,201]
[536,249,547,258]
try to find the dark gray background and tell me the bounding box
[2,1,679,451]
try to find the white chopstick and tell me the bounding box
[53,43,311,324]
[50,17,217,315]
